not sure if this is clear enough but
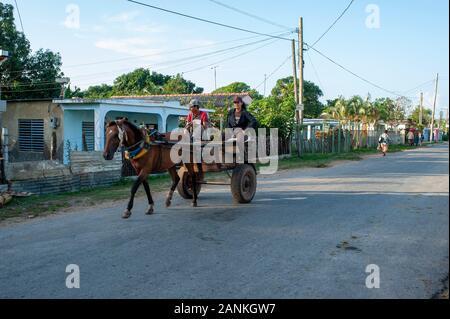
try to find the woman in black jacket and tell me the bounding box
[227,96,258,130]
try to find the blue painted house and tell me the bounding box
[55,97,214,164]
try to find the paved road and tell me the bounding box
[0,144,448,299]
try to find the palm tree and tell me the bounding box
[346,96,366,148]
[321,97,349,126]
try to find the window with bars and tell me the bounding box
[82,121,95,151]
[18,119,45,152]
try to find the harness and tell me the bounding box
[116,121,150,161]
[115,121,167,161]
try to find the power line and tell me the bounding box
[0,85,61,94]
[14,0,25,33]
[182,38,282,74]
[310,0,355,48]
[3,36,289,92]
[402,79,436,95]
[156,32,291,73]
[126,0,294,41]
[2,34,288,88]
[307,44,406,98]
[206,0,293,31]
[255,55,291,89]
[306,50,325,95]
[6,31,290,76]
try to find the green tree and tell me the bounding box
[0,3,63,100]
[213,82,262,100]
[83,84,114,99]
[322,97,349,125]
[270,77,324,118]
[64,85,84,98]
[102,69,203,96]
[112,68,160,96]
[249,96,294,139]
[375,97,405,127]
[410,106,432,126]
[162,73,203,94]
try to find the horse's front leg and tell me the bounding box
[166,166,180,207]
[123,175,144,219]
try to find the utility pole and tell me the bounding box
[263,74,267,97]
[297,17,304,156]
[0,49,10,101]
[446,108,449,134]
[430,73,439,142]
[291,40,299,104]
[419,92,423,126]
[291,39,300,157]
[298,17,304,122]
[211,66,218,90]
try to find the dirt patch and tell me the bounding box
[432,275,449,299]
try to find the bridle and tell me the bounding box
[114,120,144,152]
[115,120,126,146]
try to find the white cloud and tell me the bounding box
[94,37,165,61]
[92,25,107,33]
[125,23,166,33]
[106,11,140,23]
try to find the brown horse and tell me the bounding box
[103,119,199,219]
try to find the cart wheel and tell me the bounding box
[231,164,257,204]
[177,166,202,200]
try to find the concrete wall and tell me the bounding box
[8,151,122,195]
[2,100,64,162]
[9,171,123,195]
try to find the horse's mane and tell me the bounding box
[122,120,143,141]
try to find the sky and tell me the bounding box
[2,0,449,114]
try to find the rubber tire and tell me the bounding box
[231,164,257,204]
[177,166,202,200]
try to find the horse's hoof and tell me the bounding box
[165,198,172,208]
[192,202,198,208]
[122,210,132,219]
[146,206,154,215]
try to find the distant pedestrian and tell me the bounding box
[378,130,391,157]
[414,131,420,146]
[407,130,415,146]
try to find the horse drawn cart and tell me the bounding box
[176,140,258,204]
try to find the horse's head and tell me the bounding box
[103,118,143,160]
[103,120,123,160]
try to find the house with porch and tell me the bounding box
[55,97,217,164]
